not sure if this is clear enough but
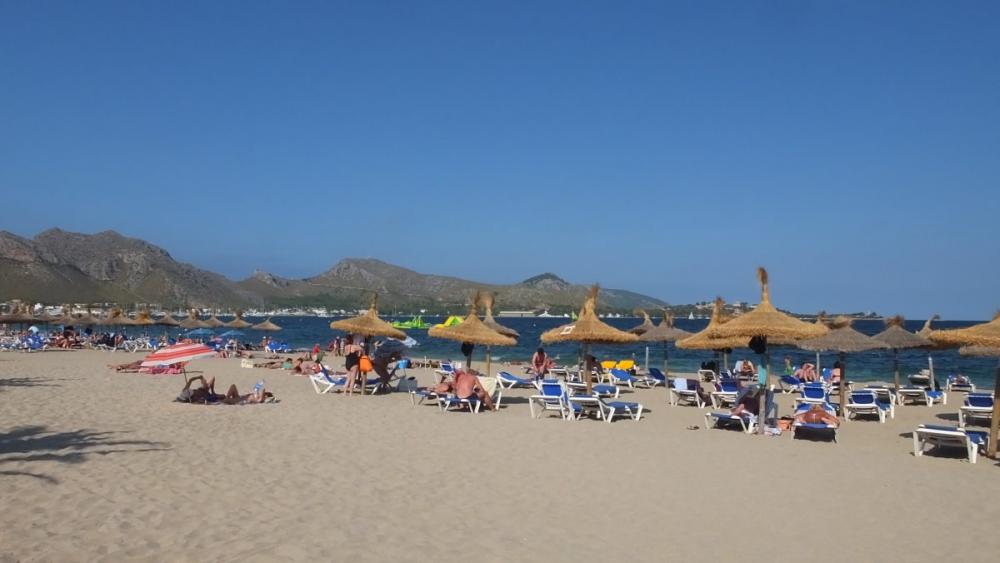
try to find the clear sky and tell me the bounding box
[2,1,997,319]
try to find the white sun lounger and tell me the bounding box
[913,424,988,463]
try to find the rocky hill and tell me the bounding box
[0,229,667,312]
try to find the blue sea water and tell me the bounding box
[154,316,997,389]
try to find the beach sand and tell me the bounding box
[2,350,999,562]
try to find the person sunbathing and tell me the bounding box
[254,358,287,369]
[177,375,222,403]
[110,360,143,372]
[434,369,495,411]
[220,381,270,405]
[794,363,818,382]
[794,404,840,427]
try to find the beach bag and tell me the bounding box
[359,355,373,373]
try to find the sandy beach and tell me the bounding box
[2,350,999,562]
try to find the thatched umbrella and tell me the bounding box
[430,291,515,377]
[918,314,940,338]
[628,309,656,335]
[330,294,406,395]
[52,306,82,326]
[156,313,181,327]
[639,310,691,380]
[179,310,210,330]
[0,304,36,325]
[929,312,1000,458]
[203,313,226,329]
[541,285,638,394]
[872,315,932,392]
[798,317,889,416]
[103,308,135,328]
[478,292,519,338]
[74,310,101,326]
[959,345,1000,357]
[708,268,828,432]
[225,311,253,329]
[252,318,282,332]
[677,297,748,372]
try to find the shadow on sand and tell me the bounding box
[0,425,170,483]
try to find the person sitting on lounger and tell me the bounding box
[370,339,407,390]
[794,404,840,427]
[434,369,495,411]
[794,363,818,382]
[739,359,756,379]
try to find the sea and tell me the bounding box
[139,316,998,389]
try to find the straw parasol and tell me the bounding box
[541,285,638,393]
[959,345,1000,357]
[798,317,889,416]
[103,308,135,327]
[677,297,748,372]
[179,310,210,330]
[132,310,156,326]
[929,312,1000,458]
[918,314,940,338]
[252,318,282,332]
[429,291,515,377]
[478,292,519,338]
[225,311,253,329]
[708,268,828,432]
[156,313,181,327]
[330,294,406,341]
[0,304,36,325]
[628,309,656,335]
[872,315,932,392]
[202,313,226,328]
[639,310,691,383]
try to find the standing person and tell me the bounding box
[343,335,365,395]
[531,347,551,379]
[783,356,794,376]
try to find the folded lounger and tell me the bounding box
[913,424,988,463]
[704,411,756,434]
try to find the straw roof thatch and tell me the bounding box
[132,310,156,326]
[677,298,749,351]
[708,268,828,342]
[103,308,135,326]
[929,311,1000,349]
[639,311,691,343]
[225,311,253,329]
[797,317,889,353]
[179,310,210,330]
[329,294,406,339]
[252,317,282,332]
[540,286,638,344]
[918,314,940,337]
[430,292,516,346]
[0,304,36,324]
[872,315,932,350]
[959,345,1000,358]
[156,313,181,326]
[628,309,656,335]
[478,292,519,338]
[203,314,226,328]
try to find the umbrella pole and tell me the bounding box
[893,349,901,394]
[757,345,770,435]
[584,342,592,395]
[988,359,1000,458]
[644,346,649,373]
[724,351,729,372]
[485,346,492,379]
[838,351,847,418]
[663,343,669,375]
[816,352,821,378]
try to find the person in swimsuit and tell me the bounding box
[220,381,269,405]
[343,335,365,395]
[454,370,496,411]
[794,404,840,427]
[531,347,552,379]
[177,375,222,404]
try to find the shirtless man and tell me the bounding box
[435,369,495,411]
[177,375,222,403]
[794,404,840,427]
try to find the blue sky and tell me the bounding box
[1,1,997,318]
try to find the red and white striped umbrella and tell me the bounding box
[141,343,217,367]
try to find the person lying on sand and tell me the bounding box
[434,369,495,411]
[110,360,143,372]
[177,375,274,404]
[794,404,840,427]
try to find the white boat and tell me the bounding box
[688,312,695,320]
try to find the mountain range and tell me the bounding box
[0,229,667,313]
